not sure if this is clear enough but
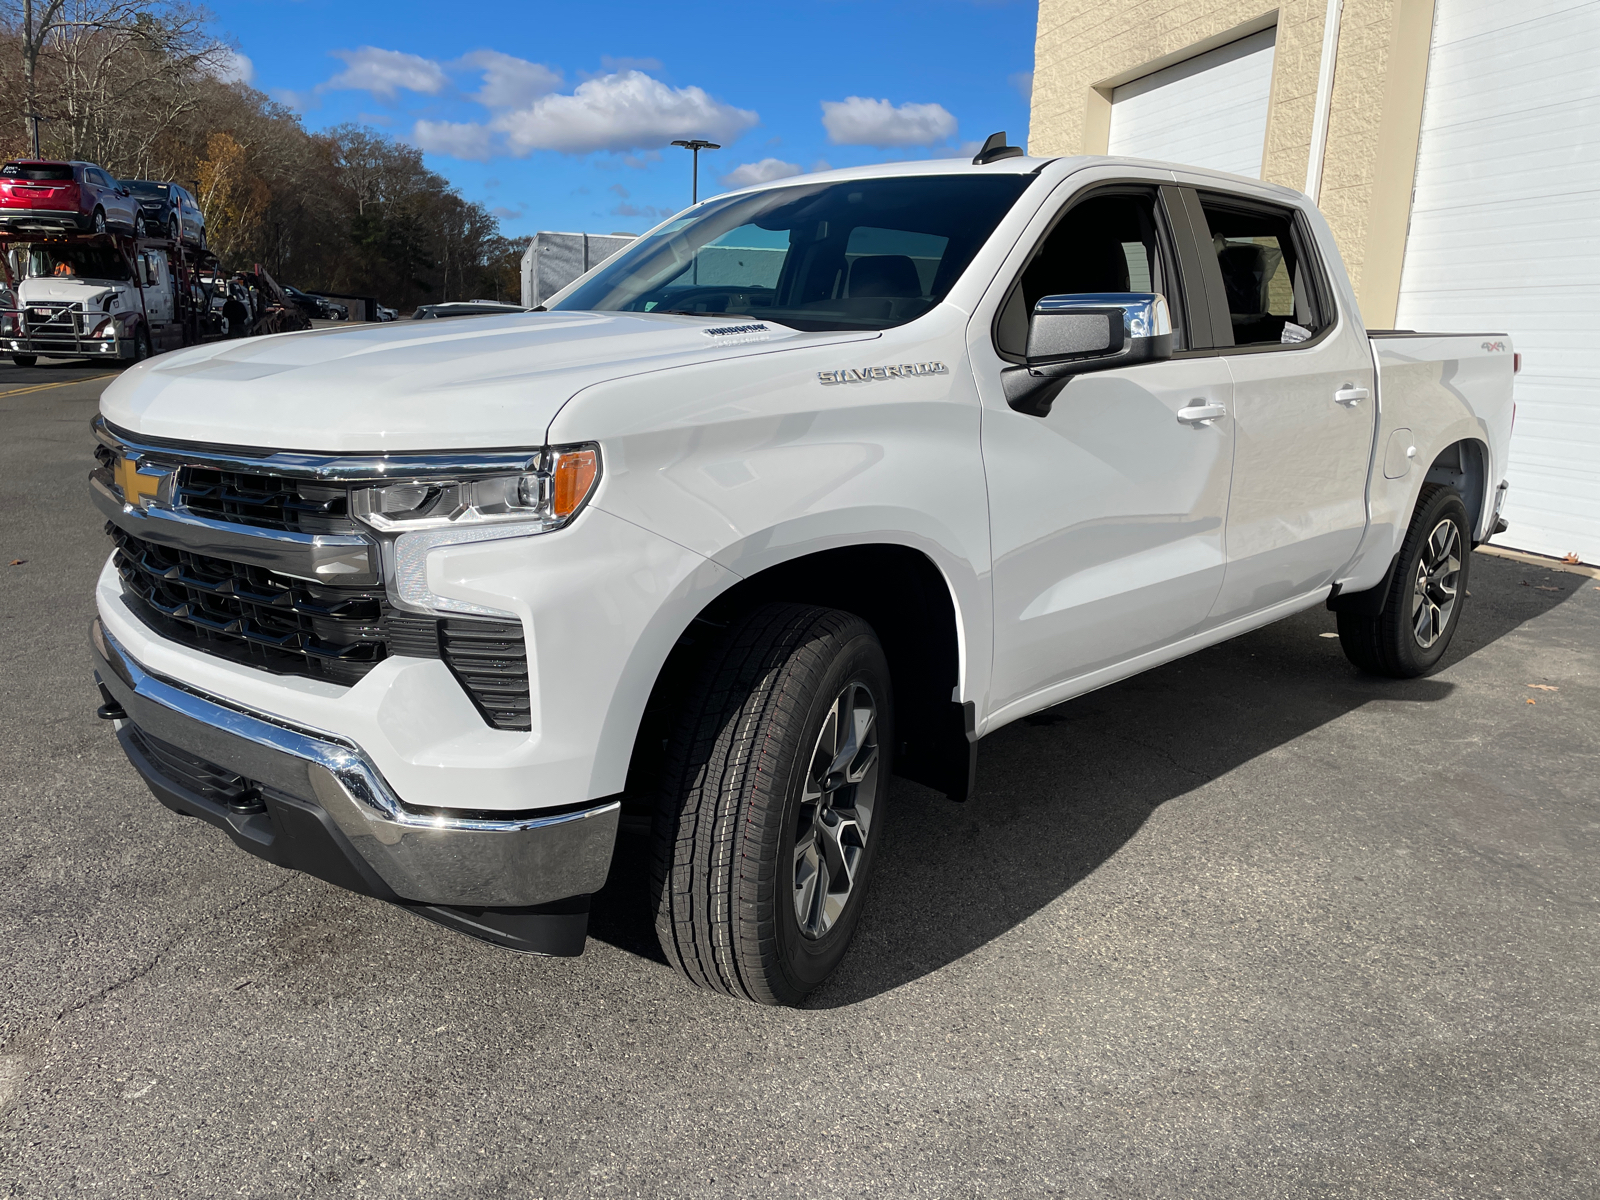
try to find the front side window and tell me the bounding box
[550,174,1035,332]
[1198,199,1323,346]
[995,189,1179,358]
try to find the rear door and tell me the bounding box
[1177,186,1376,620]
[973,172,1236,722]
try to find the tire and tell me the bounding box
[651,603,894,1006]
[131,327,152,362]
[12,354,37,367]
[134,213,146,237]
[1338,482,1471,678]
[168,217,179,243]
[92,209,107,234]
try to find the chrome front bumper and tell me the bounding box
[91,619,619,938]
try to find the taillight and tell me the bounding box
[1513,352,1521,373]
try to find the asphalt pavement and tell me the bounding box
[2,358,1596,1199]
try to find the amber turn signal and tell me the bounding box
[551,448,599,518]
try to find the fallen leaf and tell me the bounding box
[1535,585,1561,592]
[6,559,23,567]
[1526,698,1536,705]
[1527,684,1558,691]
[1561,552,1581,564]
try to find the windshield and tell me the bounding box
[551,174,1034,332]
[24,245,131,282]
[124,180,169,198]
[3,162,73,182]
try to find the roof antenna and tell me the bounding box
[972,132,1024,165]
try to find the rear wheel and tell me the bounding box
[1338,483,1471,677]
[651,603,893,1006]
[92,209,107,234]
[11,354,37,367]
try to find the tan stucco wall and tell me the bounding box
[1029,0,1435,326]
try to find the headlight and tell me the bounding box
[350,444,599,617]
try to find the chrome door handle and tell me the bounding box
[1335,385,1370,406]
[1176,402,1227,426]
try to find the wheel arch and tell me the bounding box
[1423,437,1490,542]
[617,541,975,806]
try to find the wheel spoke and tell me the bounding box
[791,677,881,939]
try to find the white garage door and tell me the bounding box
[1107,28,1276,177]
[1396,0,1600,563]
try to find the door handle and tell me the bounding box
[1335,384,1370,406]
[1176,402,1227,426]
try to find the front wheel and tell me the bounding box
[131,327,152,362]
[651,603,893,1006]
[92,209,107,234]
[12,354,37,367]
[1338,482,1471,677]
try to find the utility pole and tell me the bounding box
[669,139,720,204]
[23,113,46,159]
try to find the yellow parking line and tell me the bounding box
[0,372,118,399]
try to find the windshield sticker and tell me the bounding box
[819,362,949,385]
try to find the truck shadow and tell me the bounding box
[585,552,1587,1002]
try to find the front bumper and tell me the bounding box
[91,618,619,955]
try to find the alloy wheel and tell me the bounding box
[1412,517,1461,648]
[792,681,880,939]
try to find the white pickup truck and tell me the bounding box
[88,145,1514,1006]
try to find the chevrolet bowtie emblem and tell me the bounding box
[113,455,162,507]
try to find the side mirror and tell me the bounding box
[1002,292,1174,417]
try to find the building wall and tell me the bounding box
[1030,0,1435,326]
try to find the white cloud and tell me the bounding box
[411,119,496,161]
[326,46,449,101]
[457,50,561,109]
[821,96,957,147]
[491,70,758,155]
[215,49,254,86]
[722,158,802,187]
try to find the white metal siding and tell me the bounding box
[1396,0,1600,562]
[1108,29,1277,178]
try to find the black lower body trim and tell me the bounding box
[118,722,591,957]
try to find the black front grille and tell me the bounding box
[442,619,532,730]
[112,525,386,685]
[110,525,534,730]
[175,467,356,535]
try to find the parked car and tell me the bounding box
[120,179,206,247]
[375,305,397,322]
[0,160,139,235]
[280,285,332,320]
[316,296,349,320]
[412,300,528,319]
[87,150,1516,1006]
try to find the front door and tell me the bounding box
[973,183,1236,723]
[1181,189,1377,621]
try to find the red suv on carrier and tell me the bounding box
[0,160,140,235]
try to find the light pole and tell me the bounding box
[669,139,720,204]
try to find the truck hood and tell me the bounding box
[19,278,126,305]
[100,310,875,452]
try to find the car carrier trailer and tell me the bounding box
[0,227,307,365]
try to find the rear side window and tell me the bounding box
[1197,199,1324,346]
[3,163,73,181]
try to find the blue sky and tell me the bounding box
[206,0,1040,237]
